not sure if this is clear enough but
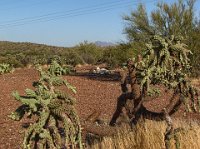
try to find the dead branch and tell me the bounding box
[82,123,118,137]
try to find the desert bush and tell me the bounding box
[75,41,103,64]
[3,54,23,67]
[62,49,84,66]
[0,40,136,69]
[9,61,82,148]
[0,63,14,74]
[102,44,134,68]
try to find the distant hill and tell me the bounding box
[0,41,65,51]
[0,41,115,52]
[0,40,132,69]
[0,41,71,57]
[94,41,115,47]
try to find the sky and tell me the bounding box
[0,0,199,47]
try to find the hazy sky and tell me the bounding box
[0,0,199,47]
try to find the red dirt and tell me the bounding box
[0,68,199,148]
[0,68,121,148]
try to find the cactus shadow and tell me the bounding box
[70,71,121,82]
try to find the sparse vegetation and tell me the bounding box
[0,41,132,69]
[1,0,200,149]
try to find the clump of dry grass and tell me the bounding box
[191,78,200,87]
[87,118,200,149]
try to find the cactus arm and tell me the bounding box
[12,91,39,112]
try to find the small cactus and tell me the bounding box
[0,63,14,74]
[9,60,82,149]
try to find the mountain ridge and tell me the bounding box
[94,41,115,47]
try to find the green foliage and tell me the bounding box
[75,41,103,64]
[123,0,200,76]
[9,62,82,148]
[0,39,170,72]
[62,49,84,66]
[123,0,196,42]
[0,40,135,69]
[147,88,161,97]
[48,59,74,76]
[135,35,200,112]
[102,44,134,68]
[0,63,14,74]
[189,24,200,76]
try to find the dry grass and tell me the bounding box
[88,118,200,149]
[191,78,200,87]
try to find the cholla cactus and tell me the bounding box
[0,63,14,74]
[136,35,199,112]
[9,62,82,148]
[49,60,73,76]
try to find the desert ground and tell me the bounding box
[0,67,200,149]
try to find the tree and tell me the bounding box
[123,0,200,75]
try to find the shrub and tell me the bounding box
[102,44,134,68]
[75,41,103,64]
[0,63,14,74]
